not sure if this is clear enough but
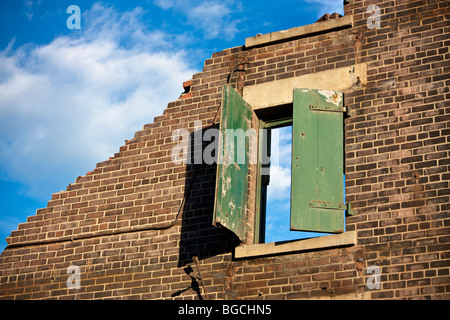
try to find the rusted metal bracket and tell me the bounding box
[192,256,208,300]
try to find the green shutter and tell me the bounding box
[291,88,346,233]
[213,85,253,241]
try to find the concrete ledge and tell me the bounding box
[235,231,356,259]
[245,15,353,48]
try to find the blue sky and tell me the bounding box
[0,0,344,252]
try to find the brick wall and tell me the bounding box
[0,0,448,300]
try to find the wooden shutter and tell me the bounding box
[213,85,253,241]
[291,88,346,233]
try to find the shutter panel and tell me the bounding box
[213,85,253,241]
[291,88,345,233]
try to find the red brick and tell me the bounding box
[0,1,448,301]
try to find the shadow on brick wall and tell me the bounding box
[177,126,240,267]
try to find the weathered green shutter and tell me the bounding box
[213,85,253,241]
[291,88,346,233]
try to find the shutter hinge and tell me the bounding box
[309,104,345,113]
[309,200,346,210]
[309,104,351,115]
[309,201,356,216]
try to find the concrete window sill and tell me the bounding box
[234,231,356,259]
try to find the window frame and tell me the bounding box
[213,85,356,254]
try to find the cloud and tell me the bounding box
[267,165,291,201]
[0,3,197,200]
[153,0,242,40]
[186,1,241,40]
[269,126,292,169]
[153,0,175,10]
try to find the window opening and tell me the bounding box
[213,86,353,245]
[261,125,332,244]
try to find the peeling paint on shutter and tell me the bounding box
[213,85,253,242]
[291,88,345,233]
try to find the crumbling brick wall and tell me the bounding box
[0,0,448,300]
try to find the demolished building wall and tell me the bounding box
[0,0,449,300]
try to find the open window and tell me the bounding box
[213,85,354,244]
[258,121,336,243]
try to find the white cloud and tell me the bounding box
[153,0,242,40]
[261,125,292,202]
[266,165,291,201]
[153,0,175,10]
[0,3,196,199]
[269,126,292,169]
[186,1,241,40]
